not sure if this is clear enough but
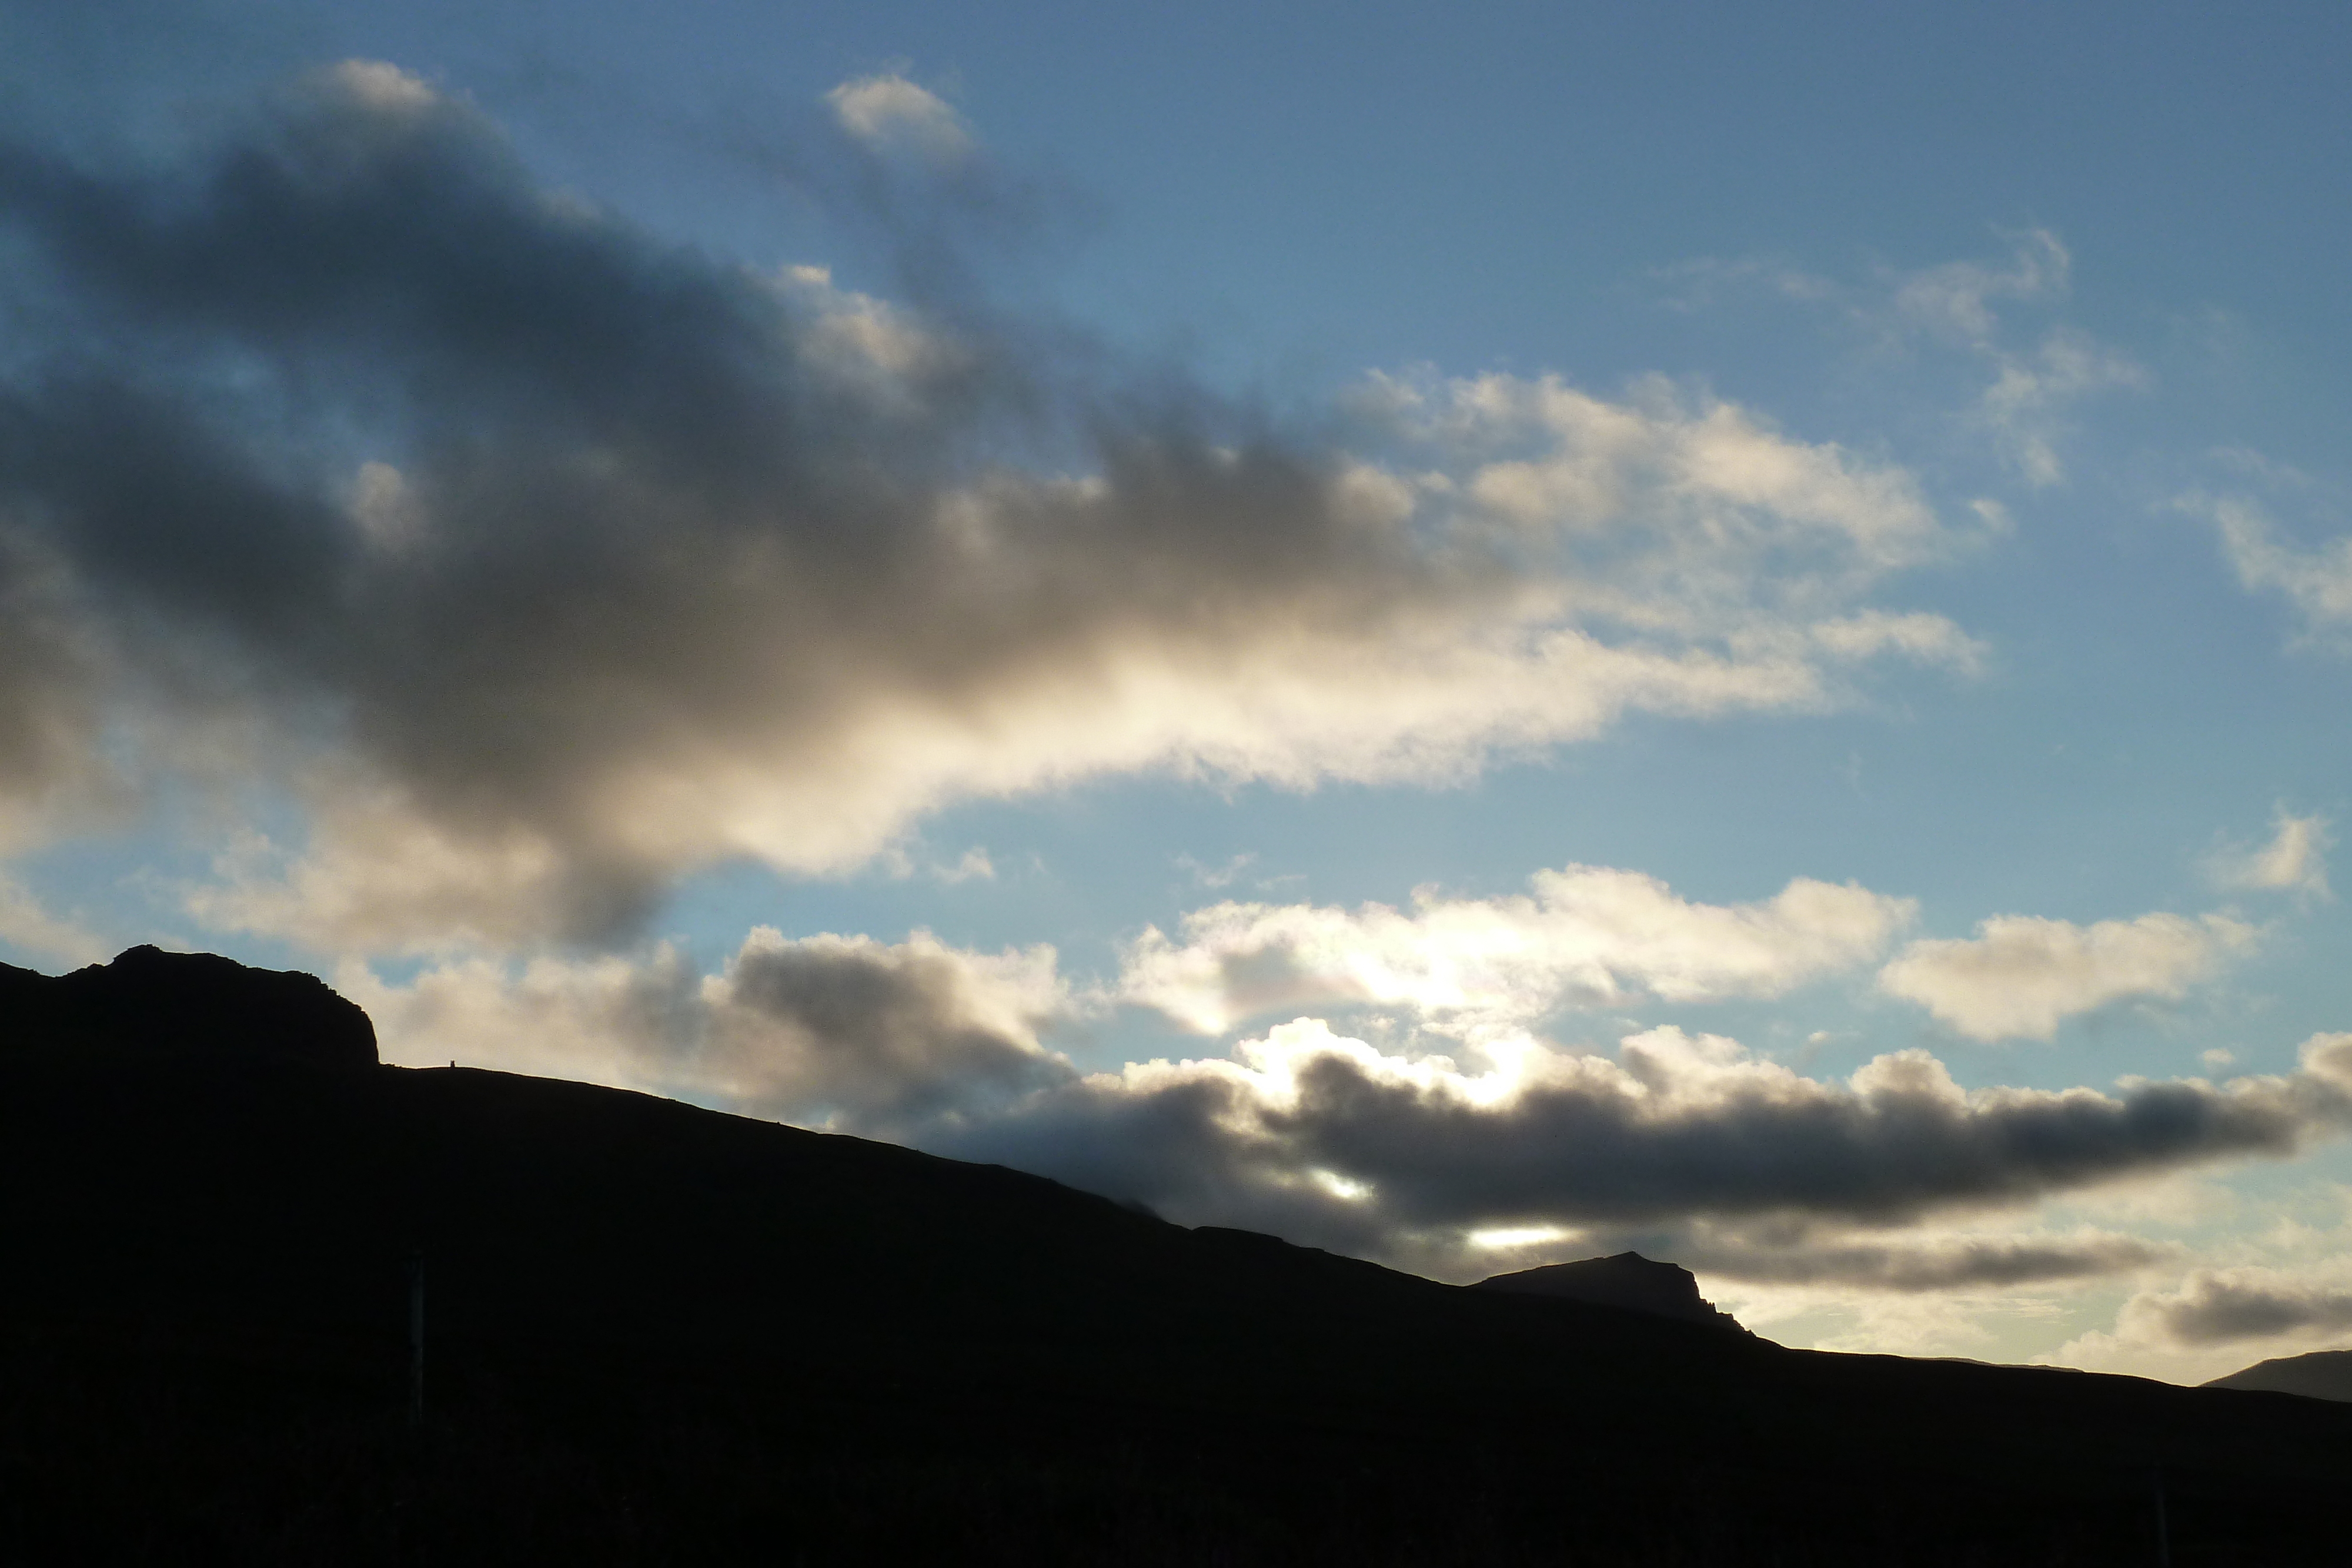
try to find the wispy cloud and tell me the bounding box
[1971,327,2145,488]
[1659,230,2143,487]
[1889,231,2144,488]
[2187,486,2352,646]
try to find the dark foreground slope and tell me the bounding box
[4,952,2348,1564]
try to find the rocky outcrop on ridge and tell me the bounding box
[1472,1250,1749,1333]
[0,944,376,1069]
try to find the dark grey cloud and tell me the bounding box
[927,1027,2352,1244]
[353,927,1073,1131]
[2126,1270,2352,1347]
[0,62,1965,951]
[1649,1230,2174,1292]
[716,933,1074,1124]
[0,529,113,838]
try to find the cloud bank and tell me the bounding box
[358,927,2352,1271]
[1666,1228,2174,1292]
[0,62,1975,952]
[2120,1267,2352,1348]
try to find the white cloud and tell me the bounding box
[771,263,971,413]
[1121,864,1915,1036]
[2210,809,2333,900]
[1877,910,2259,1041]
[824,72,971,161]
[325,59,440,115]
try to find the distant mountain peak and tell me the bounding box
[2206,1348,2352,1403]
[0,945,376,1069]
[1472,1251,1747,1333]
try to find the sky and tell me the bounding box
[3,1,2351,1383]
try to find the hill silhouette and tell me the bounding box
[4,950,2350,1563]
[2206,1348,2352,1403]
[0,944,376,1068]
[1475,1251,1749,1332]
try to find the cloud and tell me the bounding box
[1661,1227,2174,1292]
[2118,1266,2352,1348]
[1681,230,2141,487]
[2191,489,2352,644]
[348,925,1073,1126]
[2210,810,2333,901]
[825,72,973,162]
[709,928,1069,1121]
[0,872,108,966]
[349,920,2352,1274]
[1877,911,2258,1042]
[1174,851,1258,890]
[1885,230,2142,487]
[1972,327,2144,488]
[0,64,1977,953]
[875,842,996,884]
[1889,228,2072,344]
[1120,864,1915,1036]
[932,1024,2352,1255]
[0,530,123,850]
[1470,1215,2173,1298]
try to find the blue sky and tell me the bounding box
[5,1,2352,1379]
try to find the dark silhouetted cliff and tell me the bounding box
[1474,1250,1749,1332]
[0,944,375,1068]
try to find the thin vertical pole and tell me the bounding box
[2151,1467,2171,1568]
[407,1251,426,1429]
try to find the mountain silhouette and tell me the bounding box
[1,944,375,1068]
[1475,1250,1749,1331]
[2206,1348,2352,1403]
[3,950,2348,1563]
